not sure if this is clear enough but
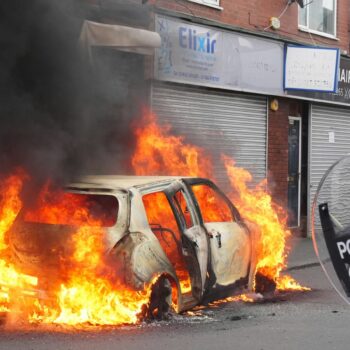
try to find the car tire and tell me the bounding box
[254,271,276,296]
[146,275,173,321]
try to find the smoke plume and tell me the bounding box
[0,0,146,189]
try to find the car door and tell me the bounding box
[164,181,209,300]
[142,184,207,302]
[185,179,251,290]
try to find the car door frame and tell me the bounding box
[163,181,210,304]
[182,178,251,298]
[183,178,243,221]
[164,180,211,302]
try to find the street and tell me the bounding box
[1,1,350,349]
[0,265,349,350]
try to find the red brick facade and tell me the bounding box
[267,98,289,209]
[85,0,348,231]
[148,0,348,231]
[267,98,307,234]
[150,0,349,52]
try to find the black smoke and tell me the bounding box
[0,0,146,189]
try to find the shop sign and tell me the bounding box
[284,45,339,93]
[287,57,350,104]
[155,15,284,95]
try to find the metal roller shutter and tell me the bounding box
[309,104,350,232]
[151,83,267,188]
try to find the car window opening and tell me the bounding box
[192,184,234,223]
[142,191,192,294]
[24,193,118,227]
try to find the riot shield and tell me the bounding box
[313,155,350,304]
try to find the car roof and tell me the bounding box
[67,175,190,191]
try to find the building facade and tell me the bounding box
[146,0,350,236]
[79,0,350,236]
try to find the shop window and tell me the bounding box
[298,0,336,37]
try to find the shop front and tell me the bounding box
[287,57,350,234]
[152,14,285,188]
[152,13,350,235]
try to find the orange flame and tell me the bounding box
[0,109,309,326]
[0,170,27,250]
[0,170,36,314]
[26,185,152,325]
[210,293,257,306]
[132,113,212,178]
[30,223,151,325]
[142,191,192,293]
[276,275,310,291]
[223,156,294,288]
[131,110,307,292]
[0,179,151,325]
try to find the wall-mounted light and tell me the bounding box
[270,98,279,112]
[269,17,281,30]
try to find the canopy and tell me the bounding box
[79,20,161,56]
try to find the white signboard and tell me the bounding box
[284,45,339,92]
[155,15,284,94]
[323,0,334,10]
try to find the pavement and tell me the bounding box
[285,236,320,271]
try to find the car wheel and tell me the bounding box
[145,275,173,321]
[254,271,276,297]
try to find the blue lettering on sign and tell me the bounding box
[178,27,216,54]
[179,27,187,48]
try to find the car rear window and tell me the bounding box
[24,193,118,227]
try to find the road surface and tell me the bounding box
[0,265,349,350]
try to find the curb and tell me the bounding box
[285,261,320,272]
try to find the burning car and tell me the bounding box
[6,175,258,320]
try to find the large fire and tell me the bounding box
[0,170,33,313]
[132,112,308,292]
[0,110,308,327]
[29,185,152,325]
[0,180,151,325]
[142,191,192,294]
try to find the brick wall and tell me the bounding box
[151,0,349,51]
[267,97,289,209]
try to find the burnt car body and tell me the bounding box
[8,176,258,313]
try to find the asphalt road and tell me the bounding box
[0,265,349,350]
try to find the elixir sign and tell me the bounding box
[155,15,284,94]
[178,27,217,54]
[155,15,222,85]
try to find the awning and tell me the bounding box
[79,20,161,56]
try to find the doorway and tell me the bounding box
[288,116,302,227]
